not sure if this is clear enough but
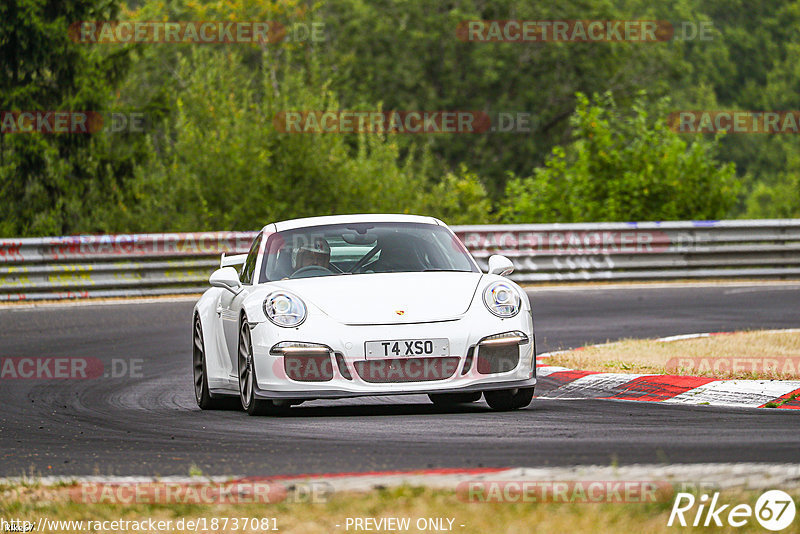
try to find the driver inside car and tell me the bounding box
[292,237,332,275]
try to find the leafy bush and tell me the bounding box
[500,92,739,223]
[418,165,494,224]
[121,48,424,231]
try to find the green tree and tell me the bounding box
[122,46,425,231]
[0,0,140,236]
[418,164,494,224]
[499,92,739,223]
[5,0,800,235]
[315,0,708,196]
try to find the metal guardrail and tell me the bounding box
[0,220,798,301]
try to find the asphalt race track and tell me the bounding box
[1,283,798,477]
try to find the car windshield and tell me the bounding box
[259,222,479,281]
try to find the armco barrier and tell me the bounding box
[0,220,798,301]
[0,233,254,301]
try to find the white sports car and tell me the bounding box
[192,214,536,415]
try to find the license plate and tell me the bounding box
[365,338,449,358]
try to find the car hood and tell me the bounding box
[269,272,483,325]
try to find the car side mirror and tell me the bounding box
[487,254,514,276]
[209,267,243,294]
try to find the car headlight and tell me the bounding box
[483,281,521,318]
[263,291,307,327]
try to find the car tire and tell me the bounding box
[238,318,287,416]
[428,392,482,405]
[484,387,534,411]
[193,315,233,410]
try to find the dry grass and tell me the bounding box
[0,483,793,534]
[545,330,800,380]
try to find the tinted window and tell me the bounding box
[259,222,478,281]
[240,233,262,285]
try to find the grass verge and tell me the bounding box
[544,330,800,380]
[1,483,796,534]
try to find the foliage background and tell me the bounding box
[1,0,797,235]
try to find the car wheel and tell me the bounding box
[193,315,231,410]
[484,387,534,411]
[238,318,286,416]
[428,392,482,406]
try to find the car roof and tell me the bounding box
[265,214,444,233]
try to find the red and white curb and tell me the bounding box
[536,330,800,409]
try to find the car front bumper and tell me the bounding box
[248,310,536,400]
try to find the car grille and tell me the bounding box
[475,345,520,374]
[354,357,460,383]
[284,354,334,382]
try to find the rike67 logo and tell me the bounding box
[668,490,796,531]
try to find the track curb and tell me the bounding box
[536,330,800,409]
